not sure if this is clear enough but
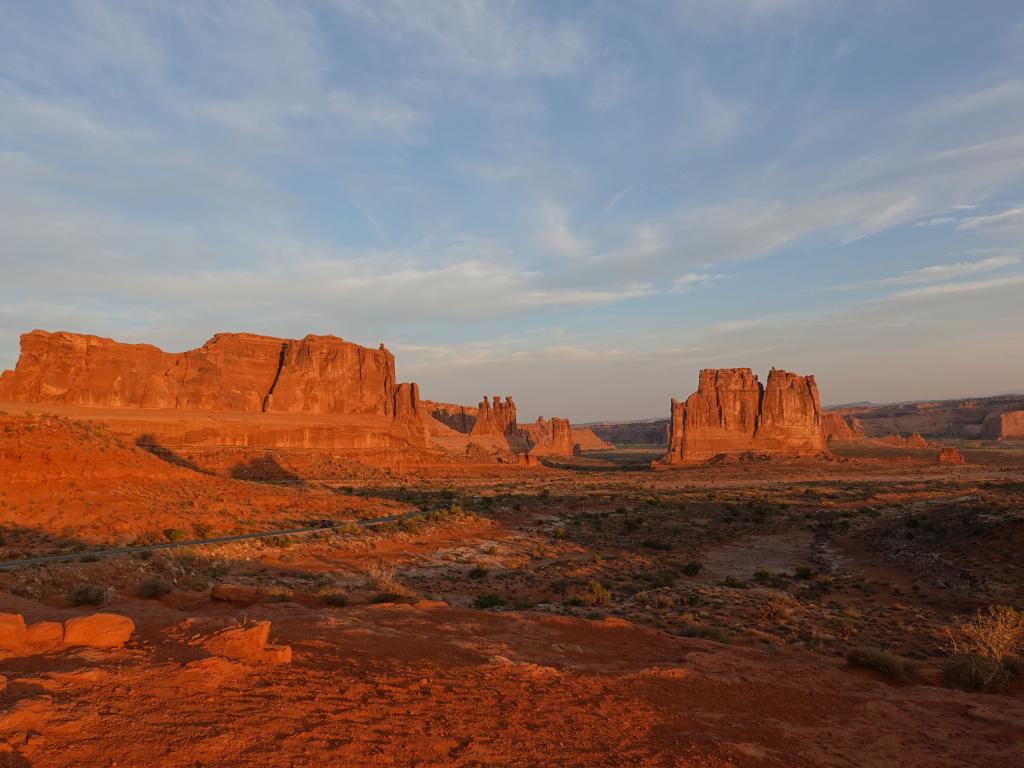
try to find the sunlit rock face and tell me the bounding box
[662,367,828,463]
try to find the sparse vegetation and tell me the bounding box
[942,605,1024,692]
[137,577,172,599]
[846,647,915,682]
[68,584,107,606]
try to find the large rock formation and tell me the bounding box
[0,330,419,420]
[981,411,1024,439]
[516,417,574,456]
[661,368,828,464]
[822,412,864,442]
[470,396,517,437]
[423,400,478,434]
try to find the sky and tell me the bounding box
[2,1,1023,422]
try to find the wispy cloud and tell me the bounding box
[833,255,1021,290]
[671,272,725,293]
[333,0,589,77]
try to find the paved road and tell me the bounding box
[0,511,418,571]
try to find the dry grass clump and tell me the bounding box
[845,647,915,682]
[68,583,107,606]
[320,587,349,606]
[943,605,1024,693]
[365,559,415,601]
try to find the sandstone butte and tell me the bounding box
[936,447,966,465]
[822,412,865,442]
[981,410,1024,439]
[660,367,829,464]
[0,330,580,465]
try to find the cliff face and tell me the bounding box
[516,417,574,456]
[423,401,478,434]
[822,412,864,441]
[570,427,614,451]
[662,367,827,463]
[981,411,1024,439]
[0,330,416,420]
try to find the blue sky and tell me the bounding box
[2,1,1023,421]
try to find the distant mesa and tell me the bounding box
[659,367,830,465]
[981,410,1024,440]
[0,330,579,469]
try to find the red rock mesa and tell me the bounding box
[661,368,828,464]
[981,410,1024,439]
[0,330,417,419]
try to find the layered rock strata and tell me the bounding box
[661,368,828,464]
[0,330,417,419]
[981,411,1024,439]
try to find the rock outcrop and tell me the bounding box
[516,417,574,456]
[981,411,1024,439]
[202,620,291,664]
[936,447,966,465]
[661,368,828,464]
[470,396,517,437]
[0,612,133,654]
[0,330,420,420]
[822,412,864,441]
[423,401,478,434]
[570,427,614,451]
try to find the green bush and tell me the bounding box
[682,561,703,577]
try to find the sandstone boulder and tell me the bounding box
[211,583,260,606]
[63,613,134,648]
[25,621,64,651]
[662,367,828,464]
[0,613,27,650]
[202,621,290,664]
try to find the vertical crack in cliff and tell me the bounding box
[173,355,190,410]
[262,342,289,412]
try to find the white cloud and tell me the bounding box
[671,273,724,292]
[834,255,1021,290]
[957,205,1024,232]
[537,202,588,259]
[883,273,1024,302]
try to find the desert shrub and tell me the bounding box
[163,528,188,542]
[682,561,703,577]
[264,587,293,603]
[719,577,750,589]
[943,605,1024,693]
[584,580,611,606]
[468,563,489,579]
[68,584,106,606]
[760,593,794,622]
[553,527,568,540]
[846,647,915,682]
[137,577,172,599]
[365,559,413,598]
[681,624,730,644]
[473,593,506,609]
[334,521,362,535]
[794,566,814,580]
[320,587,348,607]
